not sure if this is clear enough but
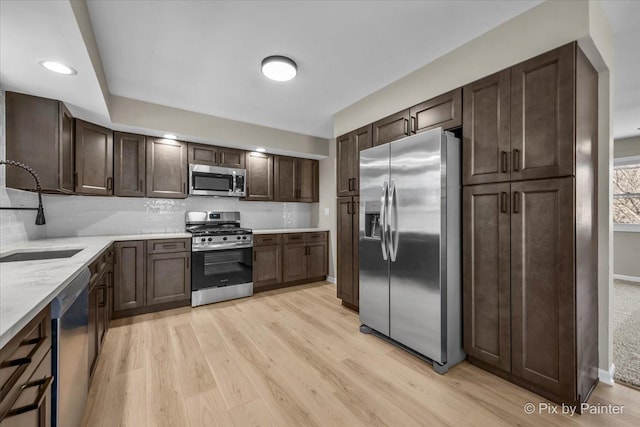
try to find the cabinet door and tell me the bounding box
[146,138,188,198]
[510,43,575,181]
[74,120,113,195]
[306,242,328,278]
[336,132,356,197]
[146,252,191,306]
[253,245,282,289]
[244,152,274,201]
[463,183,511,372]
[463,70,510,185]
[297,159,318,202]
[274,156,297,201]
[113,241,145,312]
[353,125,372,194]
[114,132,146,197]
[336,197,355,305]
[282,243,307,282]
[510,177,575,400]
[58,103,75,193]
[96,281,107,355]
[410,88,462,133]
[352,197,359,308]
[372,109,410,147]
[88,286,98,375]
[188,143,217,166]
[218,147,246,169]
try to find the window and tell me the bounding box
[613,156,640,225]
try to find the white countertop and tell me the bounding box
[252,228,330,234]
[0,233,191,348]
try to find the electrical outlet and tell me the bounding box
[324,208,330,216]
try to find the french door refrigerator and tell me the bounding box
[359,127,465,373]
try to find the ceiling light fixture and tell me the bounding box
[261,56,297,82]
[39,61,77,75]
[255,148,266,153]
[163,134,177,140]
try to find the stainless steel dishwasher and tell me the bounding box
[51,268,90,427]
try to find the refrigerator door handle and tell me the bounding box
[380,180,389,261]
[388,179,399,262]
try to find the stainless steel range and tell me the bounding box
[186,211,253,306]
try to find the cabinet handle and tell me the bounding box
[411,116,416,134]
[501,151,508,173]
[214,152,218,165]
[253,251,257,261]
[500,192,508,213]
[2,376,53,419]
[162,244,178,249]
[183,182,187,194]
[403,118,409,136]
[185,257,189,270]
[107,177,113,191]
[352,201,357,215]
[0,337,46,368]
[513,191,520,214]
[73,172,78,187]
[348,178,352,191]
[512,149,520,172]
[347,201,352,215]
[353,178,358,192]
[139,179,144,191]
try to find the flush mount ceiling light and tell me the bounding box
[163,133,177,139]
[39,61,77,75]
[261,56,297,82]
[255,148,266,153]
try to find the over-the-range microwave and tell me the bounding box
[189,164,246,197]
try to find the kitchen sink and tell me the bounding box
[0,249,83,263]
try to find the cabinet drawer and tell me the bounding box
[0,306,51,411]
[146,238,190,254]
[305,232,327,242]
[283,233,305,244]
[253,234,282,247]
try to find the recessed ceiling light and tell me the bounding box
[163,133,177,139]
[261,56,297,82]
[39,60,77,75]
[255,148,266,153]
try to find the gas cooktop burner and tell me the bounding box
[187,228,252,237]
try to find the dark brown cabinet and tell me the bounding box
[0,307,52,427]
[274,156,319,202]
[5,92,75,193]
[307,241,328,278]
[244,152,274,201]
[282,237,328,283]
[253,243,283,290]
[87,248,111,377]
[114,132,146,197]
[146,251,191,306]
[410,88,462,134]
[462,42,598,409]
[74,120,113,195]
[336,196,359,309]
[337,125,372,197]
[282,242,308,282]
[146,137,188,198]
[188,143,245,169]
[372,109,410,147]
[113,241,145,312]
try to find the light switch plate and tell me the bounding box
[324,208,330,216]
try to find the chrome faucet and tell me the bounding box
[0,160,46,225]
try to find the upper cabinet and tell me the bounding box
[74,120,113,196]
[410,88,462,134]
[5,92,75,193]
[463,43,577,185]
[244,151,274,201]
[337,124,372,197]
[187,143,245,169]
[373,109,410,147]
[114,132,146,197]
[274,156,319,203]
[146,137,188,198]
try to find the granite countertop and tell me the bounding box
[253,227,330,234]
[0,232,191,348]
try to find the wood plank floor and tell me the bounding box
[82,282,640,427]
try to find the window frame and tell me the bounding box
[613,155,640,232]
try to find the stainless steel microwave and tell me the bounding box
[189,164,246,197]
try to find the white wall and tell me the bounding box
[332,0,614,372]
[316,138,337,279]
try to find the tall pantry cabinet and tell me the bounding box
[462,42,599,408]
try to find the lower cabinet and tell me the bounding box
[88,247,112,377]
[337,196,359,309]
[253,231,328,293]
[112,238,191,318]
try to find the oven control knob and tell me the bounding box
[223,237,227,241]
[201,238,206,242]
[237,236,241,240]
[242,236,247,240]
[208,237,213,242]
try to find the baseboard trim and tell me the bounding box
[598,363,615,385]
[326,275,336,284]
[613,274,640,283]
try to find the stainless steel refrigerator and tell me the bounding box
[359,127,465,373]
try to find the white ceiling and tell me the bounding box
[1,1,637,141]
[86,0,542,138]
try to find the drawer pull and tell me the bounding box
[0,337,46,368]
[161,244,178,249]
[2,376,54,419]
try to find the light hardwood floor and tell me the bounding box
[82,282,640,427]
